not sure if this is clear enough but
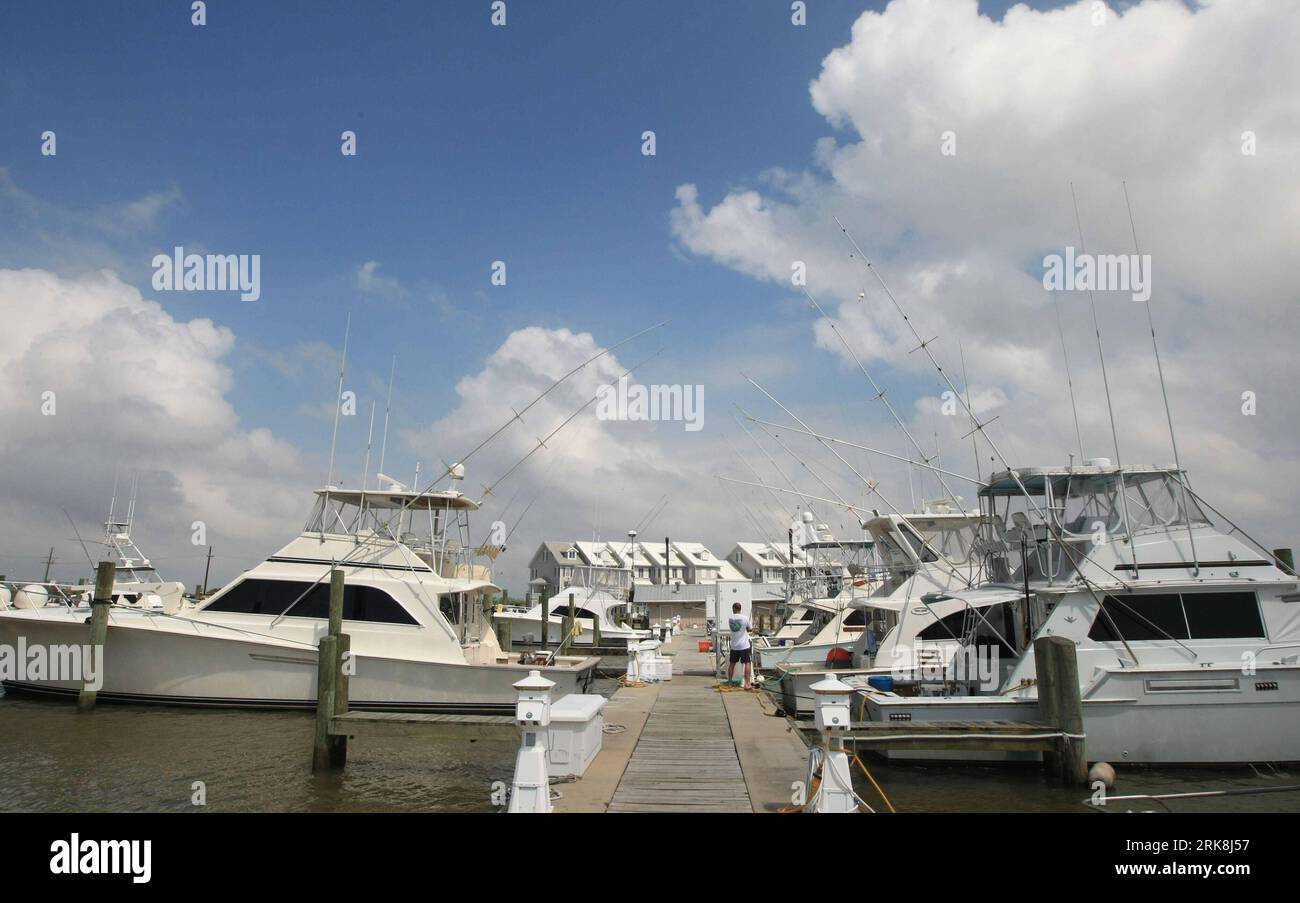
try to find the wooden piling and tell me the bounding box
[313,568,347,771]
[327,568,345,638]
[77,561,115,712]
[497,615,512,652]
[591,611,600,647]
[563,593,575,645]
[540,593,550,652]
[1034,634,1087,786]
[332,633,351,767]
[313,635,339,771]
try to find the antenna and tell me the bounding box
[1070,182,1139,577]
[1051,278,1087,463]
[107,469,119,525]
[126,473,139,532]
[359,399,377,517]
[325,313,352,514]
[1122,180,1199,575]
[377,353,396,479]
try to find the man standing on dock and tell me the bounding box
[726,602,754,690]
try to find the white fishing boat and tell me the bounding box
[858,462,1300,764]
[754,597,869,671]
[753,524,880,671]
[773,504,986,714]
[0,478,600,712]
[1,479,190,615]
[496,569,651,647]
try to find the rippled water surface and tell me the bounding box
[1,684,1296,813]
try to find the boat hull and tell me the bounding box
[756,641,854,672]
[0,614,598,714]
[860,663,1300,764]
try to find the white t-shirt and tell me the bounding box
[728,614,752,651]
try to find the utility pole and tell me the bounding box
[202,545,214,595]
[42,546,55,583]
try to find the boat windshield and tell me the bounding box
[304,490,483,576]
[980,469,1208,583]
[1058,471,1209,537]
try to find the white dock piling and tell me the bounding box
[508,669,555,813]
[809,674,858,813]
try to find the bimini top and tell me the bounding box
[981,462,1181,496]
[314,487,480,512]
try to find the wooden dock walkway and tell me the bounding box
[608,682,752,813]
[604,631,774,813]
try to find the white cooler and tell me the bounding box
[546,694,607,778]
[653,656,674,681]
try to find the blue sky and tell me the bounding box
[1,0,1042,445]
[5,0,1292,592]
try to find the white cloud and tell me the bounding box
[401,326,797,592]
[355,260,409,302]
[670,0,1300,543]
[0,268,310,584]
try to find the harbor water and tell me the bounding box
[2,685,1295,813]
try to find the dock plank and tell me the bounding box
[608,680,753,813]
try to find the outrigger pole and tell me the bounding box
[833,216,1140,666]
[1069,183,1140,579]
[1122,180,1200,576]
[798,287,970,517]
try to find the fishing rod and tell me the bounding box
[274,323,668,628]
[799,286,969,516]
[63,509,98,571]
[722,427,800,525]
[742,414,985,487]
[739,410,886,566]
[833,216,1140,665]
[426,319,669,498]
[743,374,975,587]
[732,405,823,523]
[477,347,665,500]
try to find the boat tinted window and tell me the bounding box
[1089,593,1188,641]
[1182,591,1265,639]
[917,610,972,642]
[203,578,417,625]
[896,524,938,563]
